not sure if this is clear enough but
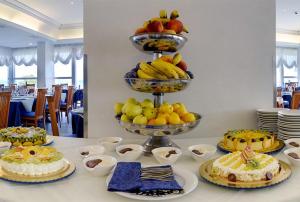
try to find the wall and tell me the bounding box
[84,0,275,138]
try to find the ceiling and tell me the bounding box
[277,0,300,33]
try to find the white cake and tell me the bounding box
[212,147,280,182]
[0,146,65,176]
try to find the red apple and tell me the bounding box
[177,60,187,71]
[165,19,183,34]
[135,27,147,35]
[147,20,164,33]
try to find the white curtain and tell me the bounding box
[0,47,12,66]
[12,48,37,66]
[54,44,83,64]
[276,48,297,69]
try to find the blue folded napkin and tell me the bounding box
[107,162,183,196]
[107,162,142,193]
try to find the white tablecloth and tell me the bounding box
[1,137,300,202]
[11,97,35,112]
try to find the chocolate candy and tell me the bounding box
[192,149,203,155]
[288,152,300,159]
[228,173,236,182]
[81,151,89,156]
[29,150,35,155]
[289,142,300,147]
[119,148,133,154]
[266,172,273,180]
[166,150,177,158]
[86,159,102,168]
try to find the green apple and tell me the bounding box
[143,107,157,120]
[125,103,142,119]
[133,115,147,125]
[120,114,130,122]
[141,99,154,108]
[114,102,124,115]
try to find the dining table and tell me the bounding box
[1,136,299,202]
[8,96,36,127]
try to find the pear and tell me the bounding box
[159,103,173,114]
[124,103,143,119]
[114,103,124,115]
[168,112,181,124]
[143,107,157,120]
[133,115,148,125]
[121,114,130,122]
[141,99,154,109]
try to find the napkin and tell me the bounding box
[107,162,142,193]
[107,162,183,196]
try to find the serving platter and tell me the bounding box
[217,139,285,154]
[130,33,187,53]
[199,159,291,189]
[43,135,54,146]
[0,159,75,184]
[106,167,198,201]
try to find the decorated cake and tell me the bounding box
[0,127,47,146]
[0,146,64,176]
[212,146,280,182]
[223,129,276,151]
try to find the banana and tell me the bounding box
[139,62,168,80]
[150,17,170,25]
[151,59,179,79]
[172,53,182,65]
[137,69,155,79]
[170,10,179,19]
[183,25,189,33]
[159,10,168,19]
[171,64,188,79]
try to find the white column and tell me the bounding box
[297,47,300,86]
[37,41,54,89]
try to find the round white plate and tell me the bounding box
[106,167,198,201]
[257,108,284,113]
[279,110,300,116]
[43,135,54,146]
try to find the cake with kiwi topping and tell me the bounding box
[0,146,65,176]
[212,146,280,182]
[223,129,276,152]
[0,127,47,146]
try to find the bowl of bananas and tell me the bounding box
[124,53,193,93]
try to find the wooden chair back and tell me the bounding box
[67,86,74,108]
[291,91,300,109]
[35,88,47,119]
[276,87,282,97]
[46,95,59,136]
[0,92,11,129]
[9,84,17,92]
[53,85,62,111]
[60,83,69,89]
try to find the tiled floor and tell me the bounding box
[45,112,77,137]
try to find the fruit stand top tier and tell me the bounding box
[130,9,188,54]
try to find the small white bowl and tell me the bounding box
[188,144,217,162]
[83,154,117,176]
[284,138,300,149]
[152,147,182,165]
[98,137,123,152]
[79,145,105,158]
[0,142,11,155]
[284,147,300,167]
[116,144,143,161]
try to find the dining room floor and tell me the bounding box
[45,113,77,137]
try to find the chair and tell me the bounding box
[47,85,62,127]
[21,88,47,128]
[25,82,35,94]
[9,84,17,92]
[46,95,59,136]
[60,86,74,124]
[60,83,69,89]
[291,91,300,109]
[0,92,11,129]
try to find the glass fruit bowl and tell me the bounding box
[130,33,187,53]
[116,112,201,136]
[124,77,192,93]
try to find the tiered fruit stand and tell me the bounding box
[117,33,201,155]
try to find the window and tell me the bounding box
[76,58,84,89]
[54,61,72,85]
[0,65,8,85]
[14,64,37,85]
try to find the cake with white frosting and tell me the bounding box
[0,146,65,176]
[212,146,280,182]
[0,127,47,146]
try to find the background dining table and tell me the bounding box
[8,96,36,127]
[0,136,299,202]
